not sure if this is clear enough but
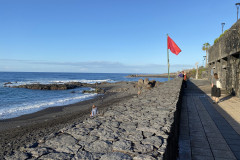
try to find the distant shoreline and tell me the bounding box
[126,73,176,78]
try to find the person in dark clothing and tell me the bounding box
[178,71,184,78]
[183,71,187,88]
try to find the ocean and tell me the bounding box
[0,72,169,120]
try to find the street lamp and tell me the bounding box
[236,3,240,21]
[203,56,206,67]
[221,23,225,34]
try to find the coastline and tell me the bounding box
[127,73,177,78]
[0,81,138,158]
[1,79,183,159]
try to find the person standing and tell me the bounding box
[211,73,221,103]
[183,71,187,88]
[178,71,184,78]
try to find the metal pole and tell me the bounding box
[221,23,225,34]
[206,51,208,68]
[238,5,239,21]
[236,3,240,21]
[167,34,170,81]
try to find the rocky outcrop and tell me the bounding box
[138,78,157,89]
[8,82,93,90]
[5,78,183,160]
[82,88,105,94]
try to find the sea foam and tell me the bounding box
[0,93,97,120]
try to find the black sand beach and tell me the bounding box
[0,81,137,158]
[1,79,183,159]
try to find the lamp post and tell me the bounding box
[236,3,240,21]
[221,23,225,34]
[203,56,206,67]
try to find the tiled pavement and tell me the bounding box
[178,80,240,160]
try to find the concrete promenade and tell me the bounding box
[178,79,240,160]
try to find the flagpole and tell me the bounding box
[167,34,170,81]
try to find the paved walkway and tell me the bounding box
[178,79,240,160]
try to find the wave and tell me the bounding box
[2,79,114,87]
[0,93,97,120]
[49,79,113,84]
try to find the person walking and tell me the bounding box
[183,71,187,88]
[211,73,221,103]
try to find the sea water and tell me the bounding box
[0,72,169,119]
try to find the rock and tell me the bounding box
[122,130,143,142]
[112,139,133,153]
[141,136,163,149]
[100,152,132,160]
[82,87,105,94]
[84,140,112,153]
[137,79,144,86]
[9,82,86,90]
[133,154,156,160]
[5,151,29,160]
[65,127,92,140]
[97,128,119,141]
[133,142,154,153]
[149,80,156,87]
[72,151,94,160]
[43,134,80,154]
[4,82,12,85]
[37,152,73,160]
[143,131,154,138]
[144,78,149,85]
[80,135,99,144]
[119,122,137,131]
[24,147,50,158]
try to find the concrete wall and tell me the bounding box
[208,20,240,97]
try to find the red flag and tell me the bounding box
[167,36,181,55]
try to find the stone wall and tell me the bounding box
[208,20,240,97]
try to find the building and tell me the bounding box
[208,20,240,97]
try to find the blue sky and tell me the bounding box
[0,0,238,73]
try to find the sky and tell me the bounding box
[0,0,239,73]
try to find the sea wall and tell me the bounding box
[5,78,183,160]
[208,19,240,97]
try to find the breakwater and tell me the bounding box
[5,78,183,160]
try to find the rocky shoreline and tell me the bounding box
[126,73,177,78]
[3,78,183,160]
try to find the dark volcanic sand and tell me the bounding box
[0,81,137,158]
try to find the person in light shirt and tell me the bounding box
[90,104,98,117]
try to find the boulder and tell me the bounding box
[100,152,132,160]
[133,154,156,160]
[112,140,133,153]
[72,151,94,160]
[5,151,29,160]
[37,152,72,160]
[133,143,153,153]
[43,134,80,154]
[82,88,105,94]
[84,140,113,153]
[4,82,13,85]
[143,78,149,85]
[137,79,144,86]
